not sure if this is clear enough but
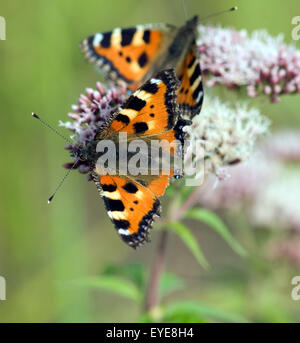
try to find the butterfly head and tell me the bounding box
[186,16,198,30]
[73,140,99,165]
[74,145,88,162]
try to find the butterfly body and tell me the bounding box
[73,69,191,248]
[81,16,203,118]
[160,16,198,66]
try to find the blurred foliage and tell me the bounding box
[185,208,247,257]
[0,0,300,323]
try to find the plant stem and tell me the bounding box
[145,187,202,313]
[145,230,168,312]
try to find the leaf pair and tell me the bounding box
[162,208,247,269]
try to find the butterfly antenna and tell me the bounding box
[48,160,78,204]
[199,6,238,22]
[31,112,72,145]
[182,0,188,20]
[32,112,78,203]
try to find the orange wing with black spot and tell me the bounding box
[92,69,191,248]
[93,174,170,248]
[98,69,191,161]
[80,24,174,91]
[81,17,204,118]
[97,69,190,152]
[177,44,204,117]
[107,69,180,137]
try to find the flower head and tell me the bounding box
[199,149,300,233]
[197,155,275,210]
[60,82,127,174]
[198,25,300,102]
[269,239,300,267]
[184,95,270,180]
[251,169,300,232]
[262,130,300,162]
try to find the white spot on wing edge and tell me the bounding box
[120,108,138,119]
[132,25,145,46]
[150,78,161,85]
[103,190,121,200]
[93,33,103,46]
[108,210,128,221]
[196,90,203,103]
[111,28,122,47]
[118,228,130,236]
[137,90,153,101]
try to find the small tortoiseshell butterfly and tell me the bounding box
[74,69,190,248]
[80,16,203,118]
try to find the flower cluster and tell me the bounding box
[196,155,275,210]
[251,169,300,232]
[197,130,300,266]
[198,25,300,102]
[198,142,300,233]
[184,96,270,180]
[262,130,300,162]
[269,239,300,267]
[59,82,127,174]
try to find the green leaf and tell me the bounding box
[102,263,146,292]
[162,301,249,323]
[159,272,185,298]
[179,186,196,205]
[185,208,247,257]
[162,302,206,323]
[165,180,186,199]
[67,276,141,303]
[139,312,156,323]
[164,222,210,269]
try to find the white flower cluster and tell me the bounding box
[197,133,300,233]
[196,154,276,210]
[262,130,300,162]
[251,169,300,232]
[184,95,270,180]
[198,25,300,102]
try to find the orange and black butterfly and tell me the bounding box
[73,69,190,248]
[80,16,203,118]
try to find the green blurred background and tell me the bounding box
[0,0,300,322]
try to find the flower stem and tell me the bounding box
[145,230,168,312]
[145,187,203,312]
[145,187,202,314]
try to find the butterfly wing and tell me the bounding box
[98,69,191,142]
[80,24,176,91]
[93,173,170,248]
[98,69,190,163]
[176,43,204,118]
[93,69,190,248]
[81,17,204,118]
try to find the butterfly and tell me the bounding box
[80,16,203,118]
[73,69,191,248]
